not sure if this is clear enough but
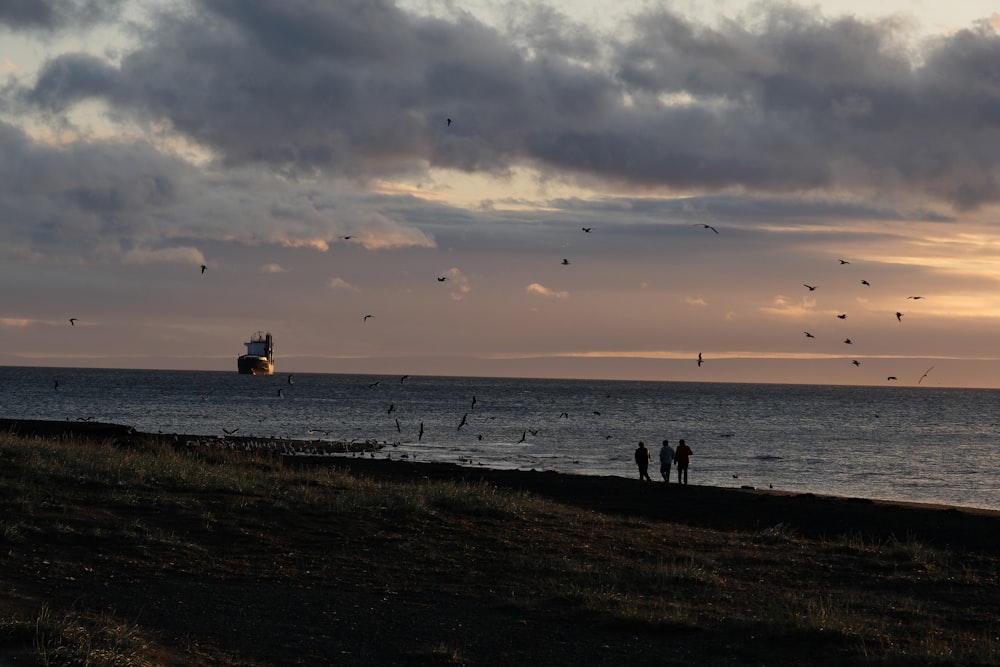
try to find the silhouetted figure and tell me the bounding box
[659,440,674,482]
[635,441,652,482]
[674,439,693,485]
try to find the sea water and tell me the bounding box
[2,366,999,511]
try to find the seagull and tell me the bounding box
[804,332,814,338]
[457,413,468,430]
[446,118,452,126]
[697,353,703,367]
[387,403,395,415]
[803,284,817,291]
[528,429,538,436]
[287,374,294,384]
[518,430,527,443]
[368,380,380,388]
[581,227,592,233]
[844,338,852,344]
[896,312,903,321]
[277,388,284,397]
[53,379,59,391]
[918,366,934,384]
[852,360,861,366]
[363,314,373,322]
[201,264,207,274]
[694,223,719,234]
[68,318,77,326]
[559,412,569,419]
[561,259,570,265]
[223,428,239,436]
[839,259,850,265]
[907,296,924,300]
[395,418,401,433]
[437,276,447,281]
[861,280,870,286]
[837,314,847,319]
[400,375,410,384]
[418,422,424,441]
[470,395,477,410]
[341,235,353,240]
[887,376,897,381]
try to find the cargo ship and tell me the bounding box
[237,331,274,375]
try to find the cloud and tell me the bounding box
[14,0,1000,210]
[328,277,358,291]
[685,296,707,306]
[0,0,125,31]
[122,246,204,266]
[442,267,471,300]
[261,263,286,273]
[526,282,569,299]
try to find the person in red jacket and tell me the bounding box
[674,439,693,485]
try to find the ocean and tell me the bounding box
[3,366,999,511]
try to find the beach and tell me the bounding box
[1,421,998,665]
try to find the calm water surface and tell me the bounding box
[3,366,999,511]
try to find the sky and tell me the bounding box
[2,0,1000,388]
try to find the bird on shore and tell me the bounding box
[68,318,77,326]
[803,284,816,291]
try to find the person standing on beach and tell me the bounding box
[635,441,652,482]
[659,440,674,482]
[674,439,693,485]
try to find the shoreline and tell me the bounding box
[5,417,999,551]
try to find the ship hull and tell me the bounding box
[237,355,274,375]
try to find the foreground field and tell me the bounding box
[1,429,998,666]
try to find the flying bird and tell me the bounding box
[400,375,410,384]
[457,413,469,430]
[287,374,294,384]
[887,376,897,381]
[907,296,924,300]
[518,430,527,443]
[368,380,380,388]
[693,223,719,234]
[852,360,861,366]
[446,118,452,126]
[395,418,401,433]
[581,227,592,233]
[363,314,373,322]
[437,276,447,282]
[223,428,239,436]
[896,312,903,321]
[918,366,935,384]
[561,259,570,265]
[53,379,59,391]
[697,353,703,367]
[387,403,395,415]
[803,284,817,291]
[837,314,847,319]
[277,388,284,398]
[471,395,477,410]
[861,280,870,286]
[418,422,424,441]
[68,318,77,326]
[838,259,850,265]
[201,264,207,274]
[804,332,814,338]
[844,339,852,344]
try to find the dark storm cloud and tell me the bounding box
[0,0,124,30]
[16,0,1000,209]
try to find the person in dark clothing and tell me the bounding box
[634,441,652,482]
[674,439,693,485]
